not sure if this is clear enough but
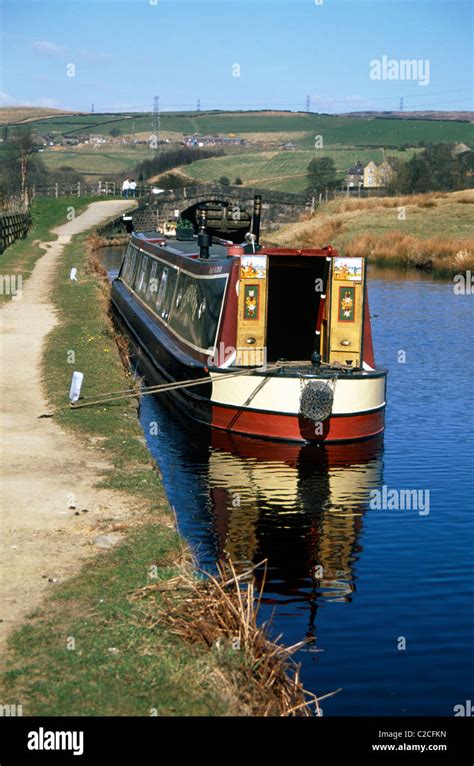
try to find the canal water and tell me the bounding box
[101,248,474,716]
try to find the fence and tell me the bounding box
[0,212,31,254]
[30,182,149,199]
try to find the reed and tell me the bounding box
[345,231,474,274]
[87,233,129,248]
[130,558,339,716]
[330,191,448,215]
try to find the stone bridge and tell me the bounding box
[99,184,311,239]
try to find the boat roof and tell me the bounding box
[132,231,231,260]
[132,231,340,260]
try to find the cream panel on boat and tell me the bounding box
[209,373,385,415]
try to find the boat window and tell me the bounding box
[156,267,168,309]
[136,255,149,294]
[146,261,158,303]
[123,246,138,285]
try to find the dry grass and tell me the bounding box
[0,106,75,125]
[330,191,448,215]
[87,233,129,248]
[270,190,474,275]
[345,231,474,273]
[130,559,339,716]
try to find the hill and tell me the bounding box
[270,189,474,276]
[0,106,76,125]
[1,108,472,194]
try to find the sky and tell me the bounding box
[0,0,472,113]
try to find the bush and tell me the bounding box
[157,173,187,190]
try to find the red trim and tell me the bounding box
[363,287,376,368]
[216,259,239,352]
[210,405,385,443]
[260,247,339,258]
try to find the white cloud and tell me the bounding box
[32,40,68,57]
[77,48,112,63]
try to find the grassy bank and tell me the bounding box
[270,189,474,276]
[0,196,101,303]
[0,222,313,716]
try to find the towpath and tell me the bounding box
[0,201,135,660]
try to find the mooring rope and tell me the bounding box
[39,360,302,417]
[39,359,350,418]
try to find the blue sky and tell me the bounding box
[0,0,472,113]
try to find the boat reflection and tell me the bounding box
[206,432,384,627]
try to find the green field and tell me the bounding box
[42,146,154,175]
[5,110,474,146]
[174,147,418,192]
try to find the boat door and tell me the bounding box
[327,256,366,368]
[235,253,268,366]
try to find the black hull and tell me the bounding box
[111,282,213,426]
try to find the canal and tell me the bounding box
[101,248,474,716]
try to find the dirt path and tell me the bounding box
[0,200,136,662]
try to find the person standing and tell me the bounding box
[122,178,130,198]
[129,179,137,198]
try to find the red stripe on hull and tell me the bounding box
[210,405,385,443]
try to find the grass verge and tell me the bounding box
[0,197,102,304]
[0,224,315,715]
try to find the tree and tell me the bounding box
[0,128,47,206]
[395,155,431,194]
[306,157,338,195]
[110,128,122,138]
[219,176,230,186]
[234,176,243,185]
[49,165,85,187]
[158,173,186,189]
[393,143,473,194]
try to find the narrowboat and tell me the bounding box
[111,197,387,443]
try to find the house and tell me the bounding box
[33,133,52,146]
[345,162,364,188]
[183,134,246,147]
[363,160,394,188]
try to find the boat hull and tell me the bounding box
[111,281,386,445]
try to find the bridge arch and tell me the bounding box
[179,198,252,243]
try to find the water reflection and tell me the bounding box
[205,432,384,637]
[140,385,384,640]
